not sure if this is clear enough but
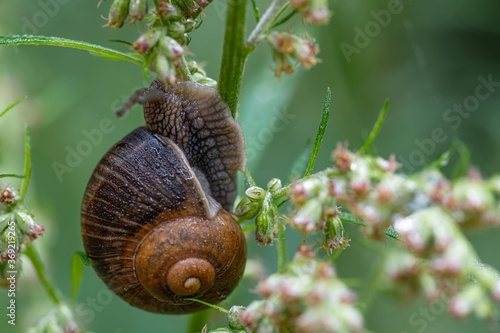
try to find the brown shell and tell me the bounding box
[81,127,246,314]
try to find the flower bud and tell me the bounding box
[323,216,349,253]
[235,197,261,220]
[293,36,319,68]
[239,301,265,331]
[184,19,197,32]
[132,29,162,53]
[108,0,130,28]
[228,306,246,330]
[158,36,184,60]
[0,187,16,206]
[195,77,217,88]
[156,1,181,19]
[449,284,490,319]
[155,55,177,85]
[272,53,295,78]
[267,178,282,194]
[291,0,331,24]
[167,21,186,39]
[129,0,147,23]
[255,193,278,245]
[451,177,494,225]
[15,208,37,234]
[245,186,266,202]
[291,199,323,234]
[172,0,212,18]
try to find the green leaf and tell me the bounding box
[304,87,331,176]
[270,8,298,29]
[384,227,400,240]
[451,140,471,179]
[70,252,86,302]
[0,174,24,179]
[75,251,91,266]
[340,211,366,226]
[19,126,31,202]
[359,99,389,154]
[0,35,143,66]
[250,0,261,22]
[422,139,470,174]
[0,95,27,119]
[340,211,400,240]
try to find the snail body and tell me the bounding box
[81,81,246,314]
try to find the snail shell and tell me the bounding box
[81,81,246,314]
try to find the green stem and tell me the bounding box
[277,217,287,274]
[246,0,289,50]
[245,168,257,187]
[19,126,31,202]
[0,174,24,179]
[24,245,62,305]
[218,0,248,117]
[184,298,228,313]
[178,55,194,81]
[0,95,27,119]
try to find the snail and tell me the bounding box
[80,80,247,314]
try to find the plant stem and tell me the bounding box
[20,126,31,202]
[0,95,27,119]
[24,245,62,305]
[246,0,289,50]
[245,168,257,187]
[277,217,287,274]
[218,0,248,117]
[178,55,194,81]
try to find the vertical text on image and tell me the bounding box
[5,217,17,326]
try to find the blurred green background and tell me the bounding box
[1,0,500,332]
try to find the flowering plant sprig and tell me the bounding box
[231,98,500,331]
[238,244,364,333]
[0,112,44,283]
[288,145,500,319]
[0,99,83,333]
[99,0,331,99]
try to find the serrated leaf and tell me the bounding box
[0,35,143,66]
[304,87,331,176]
[359,99,389,154]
